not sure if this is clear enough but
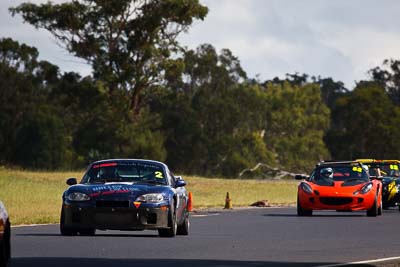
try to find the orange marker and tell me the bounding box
[187,192,193,212]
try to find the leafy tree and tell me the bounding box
[13,106,71,169]
[264,73,349,110]
[317,77,349,109]
[0,38,65,167]
[369,59,400,105]
[325,81,400,159]
[264,73,309,87]
[11,0,208,116]
[150,44,273,176]
[263,82,331,171]
[50,72,167,166]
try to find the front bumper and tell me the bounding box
[298,192,376,211]
[62,204,169,230]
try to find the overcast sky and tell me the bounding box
[2,0,400,89]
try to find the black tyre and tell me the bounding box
[297,197,312,216]
[367,196,378,217]
[79,228,96,236]
[0,220,9,267]
[4,221,10,262]
[177,209,189,236]
[158,200,177,238]
[0,241,6,267]
[60,208,77,236]
[378,197,382,216]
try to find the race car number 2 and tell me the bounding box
[155,171,164,179]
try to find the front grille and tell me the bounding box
[95,213,134,225]
[72,211,81,223]
[319,197,353,206]
[147,213,157,224]
[96,200,129,208]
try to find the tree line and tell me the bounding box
[1,0,400,177]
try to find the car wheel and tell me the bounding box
[378,197,382,216]
[158,200,177,238]
[4,221,10,262]
[60,208,78,236]
[0,240,6,267]
[0,220,9,267]
[297,197,312,216]
[367,196,378,217]
[177,209,189,236]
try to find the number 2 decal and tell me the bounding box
[155,171,164,179]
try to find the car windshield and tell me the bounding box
[378,164,399,177]
[364,162,400,177]
[82,161,167,185]
[314,165,368,182]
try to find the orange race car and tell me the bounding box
[296,161,382,217]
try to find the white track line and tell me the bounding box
[191,213,220,217]
[12,223,57,228]
[316,256,400,267]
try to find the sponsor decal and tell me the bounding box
[92,162,118,169]
[89,184,141,197]
[388,181,398,201]
[390,164,399,170]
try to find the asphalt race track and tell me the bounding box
[10,208,400,267]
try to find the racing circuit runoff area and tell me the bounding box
[10,207,400,267]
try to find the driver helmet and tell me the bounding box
[362,164,369,173]
[320,167,333,179]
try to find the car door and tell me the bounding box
[168,171,186,223]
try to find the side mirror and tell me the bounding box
[295,174,309,180]
[175,179,186,188]
[66,178,78,186]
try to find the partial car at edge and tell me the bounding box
[357,159,400,211]
[0,201,10,267]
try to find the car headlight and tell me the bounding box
[135,193,164,203]
[360,183,373,194]
[67,192,90,201]
[300,182,313,194]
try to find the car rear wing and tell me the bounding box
[316,160,361,167]
[356,159,400,164]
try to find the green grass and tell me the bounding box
[0,167,80,225]
[0,167,298,225]
[185,176,297,208]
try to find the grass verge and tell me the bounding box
[0,167,298,225]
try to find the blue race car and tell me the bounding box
[60,159,189,237]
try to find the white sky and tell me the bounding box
[2,0,400,89]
